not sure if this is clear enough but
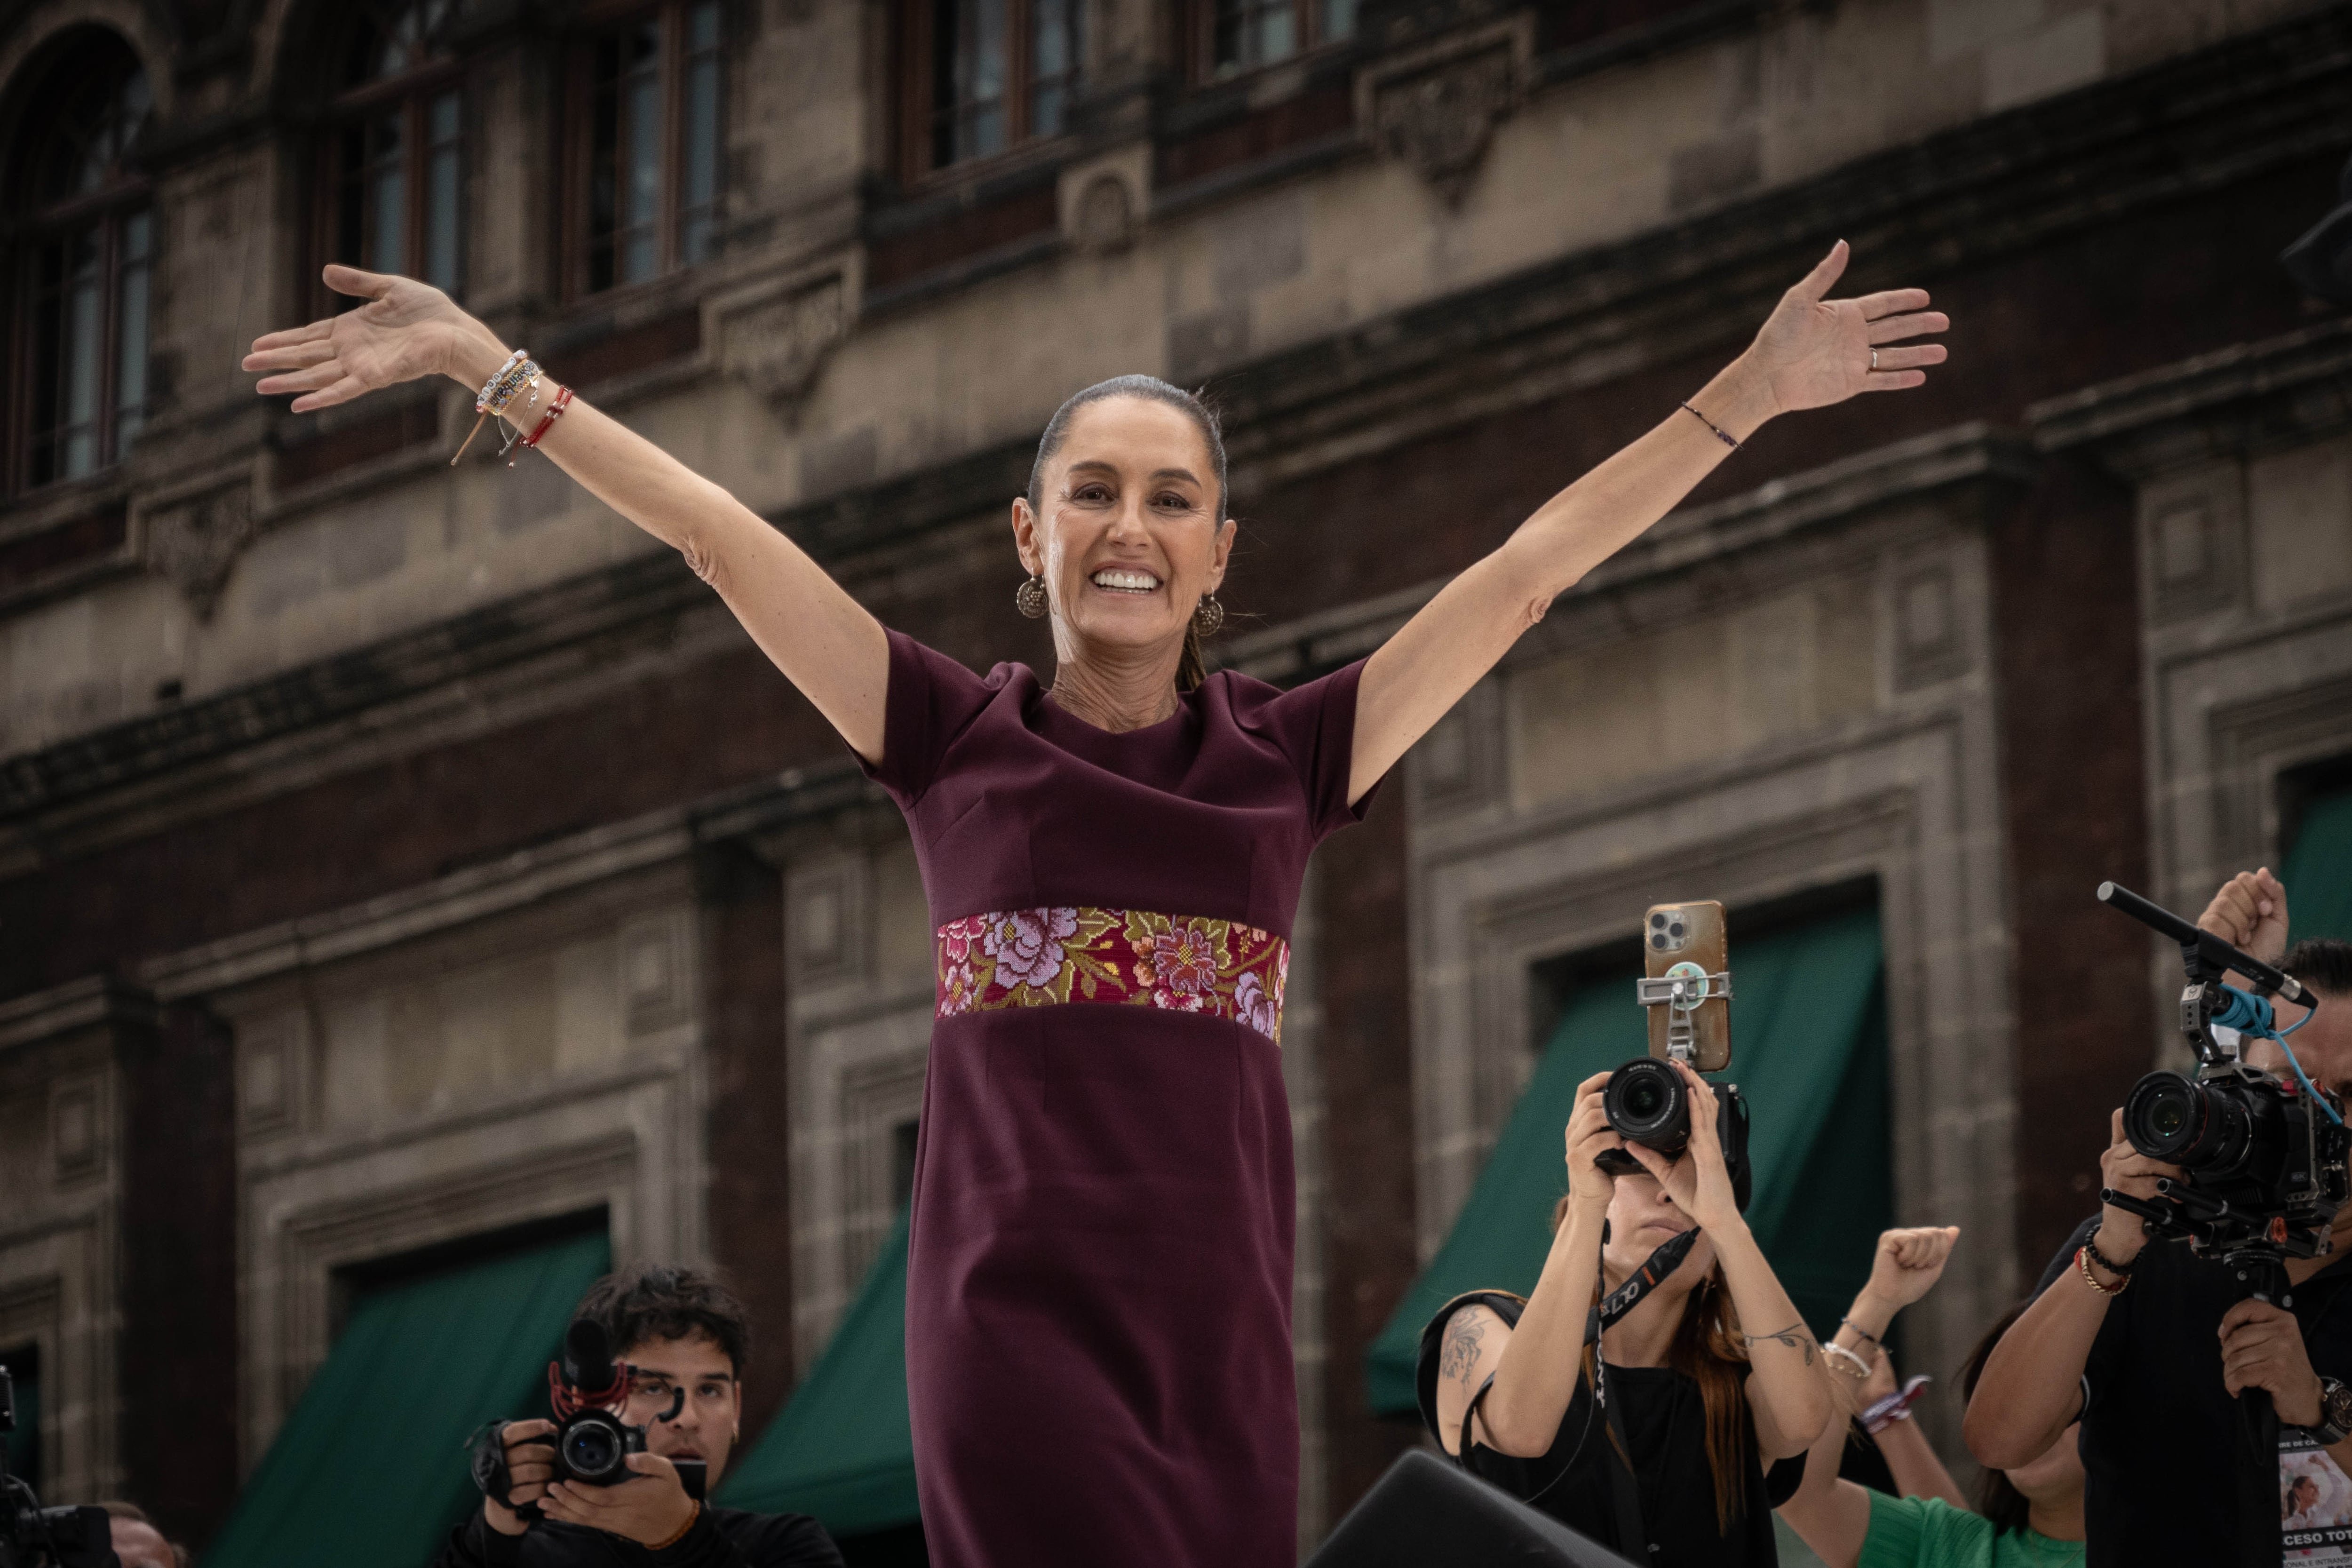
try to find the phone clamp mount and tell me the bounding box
[1636,962,1732,1063]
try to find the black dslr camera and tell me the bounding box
[471,1320,706,1520]
[2099,882,2348,1269]
[0,1366,116,1568]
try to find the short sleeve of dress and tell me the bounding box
[1228,656,1377,841]
[857,629,997,808]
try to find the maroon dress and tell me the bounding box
[860,629,1373,1568]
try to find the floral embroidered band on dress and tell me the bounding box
[935,907,1289,1044]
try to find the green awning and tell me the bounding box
[719,1204,917,1537]
[1365,907,1890,1415]
[2287,787,2352,943]
[206,1229,611,1568]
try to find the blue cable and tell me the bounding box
[2272,1027,2345,1127]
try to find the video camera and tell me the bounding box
[470,1320,706,1520]
[0,1365,116,1568]
[2098,881,2348,1269]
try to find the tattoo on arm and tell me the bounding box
[1441,1313,1488,1384]
[1744,1321,1818,1367]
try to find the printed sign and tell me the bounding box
[2284,1430,2352,1561]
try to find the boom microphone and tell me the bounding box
[2097,881,2313,1008]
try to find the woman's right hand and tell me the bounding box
[1564,1071,1622,1207]
[245,264,508,413]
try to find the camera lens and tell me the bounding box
[1605,1059,1690,1154]
[2123,1070,2251,1173]
[564,1418,623,1480]
[1651,913,1667,929]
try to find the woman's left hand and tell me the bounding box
[1743,240,1949,415]
[1626,1061,1743,1235]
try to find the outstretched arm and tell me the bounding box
[245,267,890,760]
[1348,241,1948,802]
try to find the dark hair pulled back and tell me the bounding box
[1026,374,1229,692]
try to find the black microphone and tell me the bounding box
[2097,880,2313,1007]
[563,1319,619,1390]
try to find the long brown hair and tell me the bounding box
[1025,374,1228,694]
[1553,1196,1753,1535]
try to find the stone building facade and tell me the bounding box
[1,0,2349,1556]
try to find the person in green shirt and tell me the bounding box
[1777,1229,2084,1568]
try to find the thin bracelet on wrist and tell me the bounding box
[647,1500,700,1552]
[1838,1315,1884,1348]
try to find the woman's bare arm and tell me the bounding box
[246,266,889,760]
[1773,1410,1873,1568]
[1463,1074,1620,1458]
[1347,241,1948,803]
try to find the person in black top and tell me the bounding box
[1425,1062,1831,1566]
[435,1266,842,1568]
[1964,870,2352,1567]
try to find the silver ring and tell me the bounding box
[1870,349,1879,371]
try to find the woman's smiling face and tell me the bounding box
[1015,395,1234,663]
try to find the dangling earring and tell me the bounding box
[1192,592,1225,637]
[1016,573,1049,619]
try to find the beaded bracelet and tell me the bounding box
[2083,1228,2136,1277]
[1680,400,1740,450]
[1839,1316,1883,1348]
[452,350,539,464]
[511,385,574,465]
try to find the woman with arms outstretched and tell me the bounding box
[246,245,1946,1568]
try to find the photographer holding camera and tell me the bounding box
[1420,1061,1829,1566]
[437,1267,842,1568]
[1963,870,2352,1564]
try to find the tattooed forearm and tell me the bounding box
[1744,1321,1818,1367]
[1440,1313,1487,1384]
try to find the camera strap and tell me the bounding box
[1586,1227,1699,1559]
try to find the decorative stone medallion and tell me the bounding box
[142,481,255,620]
[722,274,850,413]
[1369,41,1518,203]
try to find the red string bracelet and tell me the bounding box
[511,385,574,466]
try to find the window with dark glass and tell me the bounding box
[8,43,151,491]
[900,0,1081,178]
[576,0,724,295]
[1200,0,1353,78]
[320,1,464,299]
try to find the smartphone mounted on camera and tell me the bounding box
[1641,901,1730,1071]
[1596,901,1751,1211]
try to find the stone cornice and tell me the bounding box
[0,974,157,1053]
[137,760,874,1000]
[2027,318,2352,478]
[2,8,2344,846]
[1220,419,2036,684]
